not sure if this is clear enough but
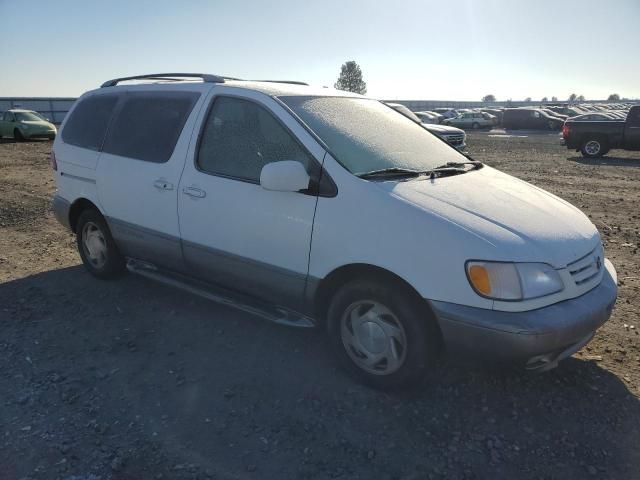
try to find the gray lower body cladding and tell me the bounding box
[52,195,71,231]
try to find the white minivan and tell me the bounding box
[52,73,617,389]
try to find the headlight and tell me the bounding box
[466,261,563,300]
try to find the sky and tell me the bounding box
[1,0,638,101]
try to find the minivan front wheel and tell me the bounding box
[76,209,126,279]
[327,279,436,389]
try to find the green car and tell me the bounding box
[0,109,57,141]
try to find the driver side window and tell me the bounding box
[197,96,313,183]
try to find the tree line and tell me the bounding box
[333,61,624,103]
[482,93,622,103]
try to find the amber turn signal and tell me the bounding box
[468,264,491,295]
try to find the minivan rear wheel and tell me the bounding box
[76,209,126,279]
[327,279,437,389]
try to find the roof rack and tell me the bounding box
[250,80,309,86]
[100,73,225,88]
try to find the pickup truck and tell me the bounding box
[563,105,640,158]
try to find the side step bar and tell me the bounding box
[126,259,316,328]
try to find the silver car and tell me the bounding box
[444,112,494,130]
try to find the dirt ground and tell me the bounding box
[1,133,639,480]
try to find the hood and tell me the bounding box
[377,166,599,268]
[423,124,464,135]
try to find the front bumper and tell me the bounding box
[24,130,56,139]
[430,259,617,369]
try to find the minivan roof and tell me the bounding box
[96,73,363,99]
[224,80,363,98]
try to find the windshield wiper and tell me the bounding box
[357,161,483,181]
[356,167,425,179]
[423,161,483,178]
[433,161,483,170]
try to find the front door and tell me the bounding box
[178,89,325,311]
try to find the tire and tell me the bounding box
[547,121,556,131]
[76,208,126,279]
[327,279,438,389]
[581,137,608,158]
[472,122,480,129]
[13,128,24,142]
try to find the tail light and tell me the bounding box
[562,124,570,139]
[49,150,58,171]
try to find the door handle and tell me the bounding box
[182,186,206,198]
[154,179,174,190]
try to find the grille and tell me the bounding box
[444,134,464,146]
[567,246,603,286]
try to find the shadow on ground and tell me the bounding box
[0,138,52,144]
[1,266,639,479]
[568,155,640,167]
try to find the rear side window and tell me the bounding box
[103,92,199,163]
[62,95,118,150]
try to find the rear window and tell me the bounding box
[103,92,199,163]
[62,95,118,151]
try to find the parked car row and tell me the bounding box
[401,102,638,132]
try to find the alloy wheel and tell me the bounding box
[585,140,601,156]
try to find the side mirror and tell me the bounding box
[260,161,310,193]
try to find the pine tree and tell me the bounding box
[334,61,367,95]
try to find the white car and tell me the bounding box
[52,73,617,389]
[414,111,439,124]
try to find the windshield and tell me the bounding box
[280,96,467,175]
[15,111,43,122]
